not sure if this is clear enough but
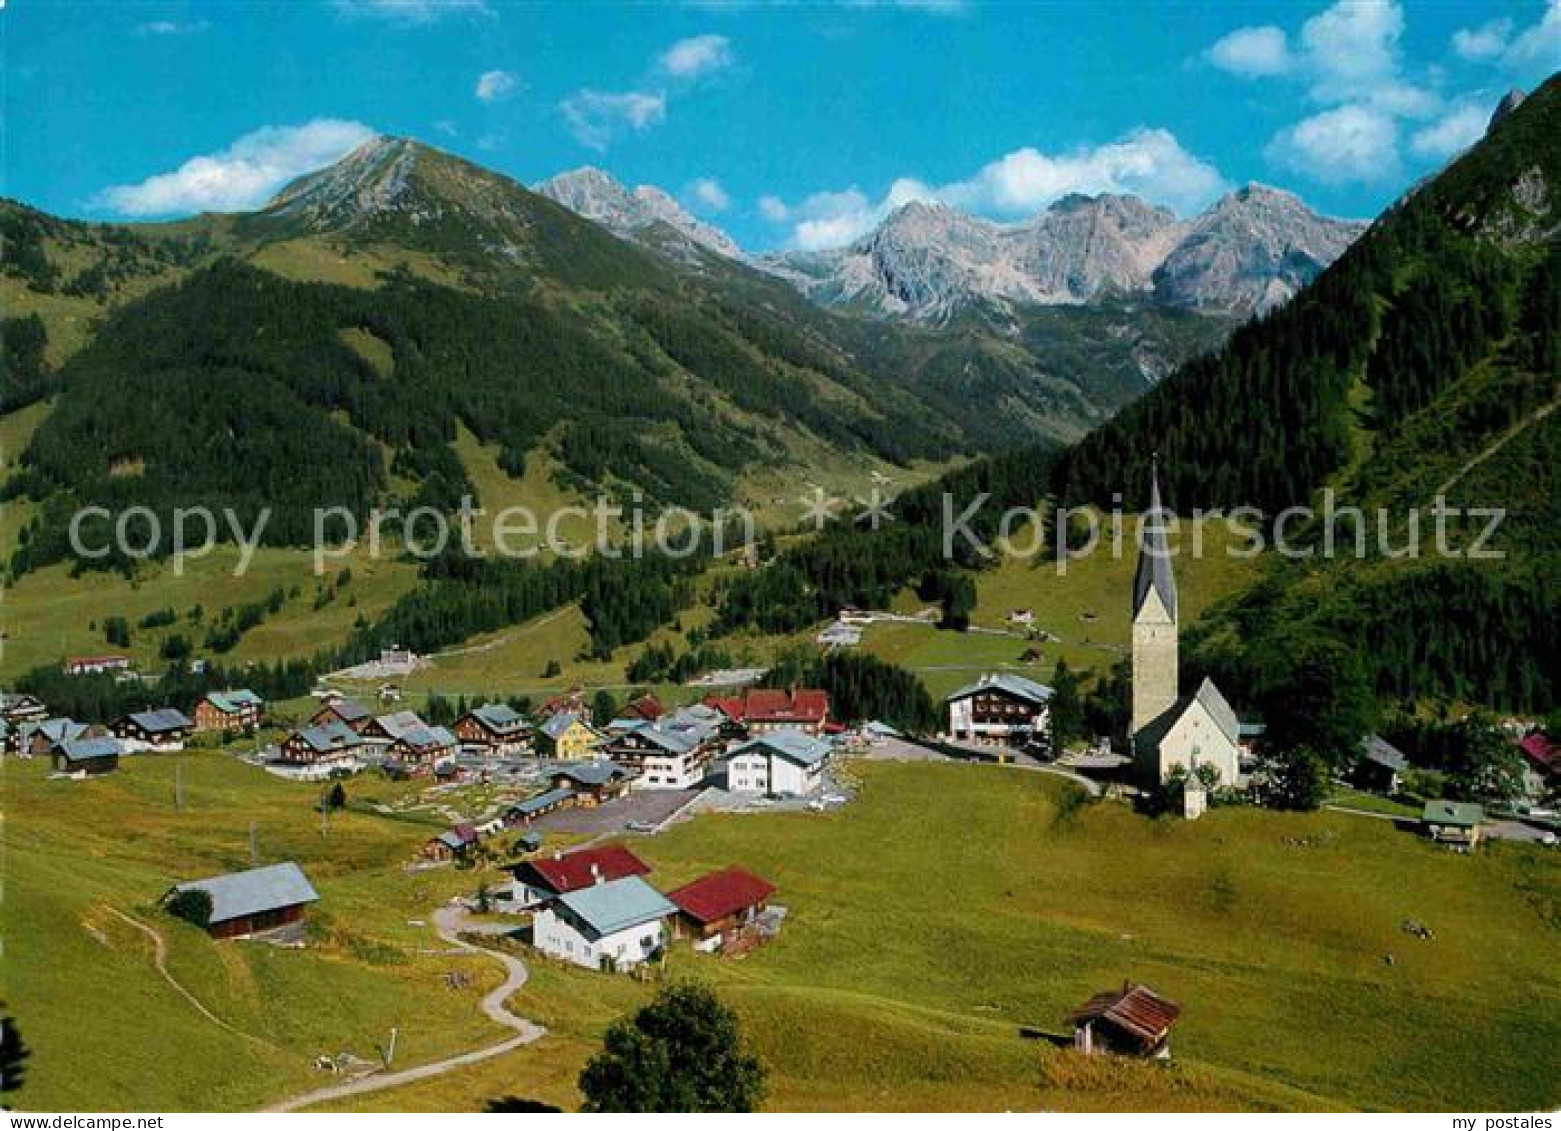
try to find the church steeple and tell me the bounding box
[1131,460,1179,740]
[1132,459,1178,623]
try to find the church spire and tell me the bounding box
[1132,459,1178,622]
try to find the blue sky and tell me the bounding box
[5,1,1556,250]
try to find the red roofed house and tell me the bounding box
[505,844,651,910]
[667,866,776,945]
[738,688,830,736]
[1069,983,1181,1059]
[624,694,666,722]
[1518,730,1559,802]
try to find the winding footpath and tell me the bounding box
[263,906,546,1113]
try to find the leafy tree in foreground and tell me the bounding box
[165,888,213,929]
[1252,746,1331,812]
[1443,713,1527,806]
[578,983,765,1113]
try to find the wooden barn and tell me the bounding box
[1068,983,1181,1059]
[165,862,320,939]
[667,866,776,943]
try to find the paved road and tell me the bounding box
[264,906,545,1113]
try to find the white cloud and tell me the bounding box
[659,35,734,78]
[1502,0,1561,74]
[559,89,667,150]
[687,178,731,211]
[94,119,377,217]
[135,20,209,35]
[766,128,1228,250]
[1207,26,1294,77]
[334,0,490,22]
[1266,104,1400,185]
[1409,104,1488,160]
[1451,17,1513,61]
[1299,0,1406,102]
[474,69,519,103]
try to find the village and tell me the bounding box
[6,472,1557,1057]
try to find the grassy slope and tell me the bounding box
[12,757,1554,1112]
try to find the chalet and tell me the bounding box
[540,687,590,722]
[551,760,635,805]
[52,735,122,776]
[740,688,830,736]
[601,710,720,789]
[166,862,320,939]
[114,708,194,752]
[423,823,480,862]
[667,866,776,945]
[278,720,362,768]
[537,712,602,760]
[62,655,130,677]
[1008,608,1035,626]
[507,843,652,909]
[0,692,49,727]
[623,694,665,722]
[945,673,1053,745]
[362,711,457,772]
[1423,800,1485,848]
[1353,734,1409,795]
[194,689,265,734]
[309,697,374,733]
[725,730,832,796]
[1517,730,1558,802]
[18,717,105,758]
[506,787,576,826]
[1069,983,1181,1059]
[532,875,675,971]
[454,703,533,756]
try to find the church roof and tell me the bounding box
[1132,468,1178,621]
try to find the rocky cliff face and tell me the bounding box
[535,167,743,263]
[765,184,1364,323]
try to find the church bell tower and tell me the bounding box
[1131,463,1179,739]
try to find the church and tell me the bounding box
[1129,468,1241,805]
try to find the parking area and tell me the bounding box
[525,787,703,836]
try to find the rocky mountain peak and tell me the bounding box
[1490,88,1528,131]
[536,167,742,262]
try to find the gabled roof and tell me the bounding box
[291,720,361,753]
[1423,800,1484,827]
[625,694,665,720]
[1361,734,1408,772]
[1069,984,1181,1042]
[321,697,372,723]
[58,736,121,763]
[667,866,776,925]
[614,710,716,756]
[395,724,456,751]
[37,717,90,746]
[467,703,528,732]
[372,710,427,740]
[555,875,675,938]
[171,862,319,925]
[1518,731,1559,776]
[730,730,832,768]
[1132,468,1178,622]
[553,760,630,787]
[521,844,651,894]
[541,711,589,741]
[125,708,193,734]
[435,823,480,850]
[509,786,575,817]
[743,688,829,723]
[1135,677,1239,752]
[207,689,263,713]
[945,672,1054,706]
